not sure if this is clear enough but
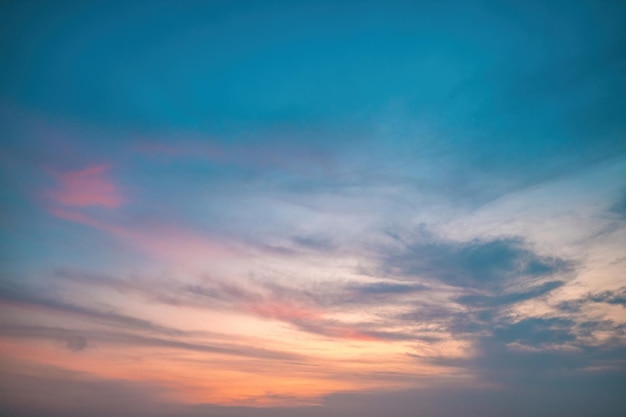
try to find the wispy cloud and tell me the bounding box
[54,269,406,342]
[455,280,565,308]
[47,207,235,268]
[0,323,301,360]
[0,281,191,336]
[381,234,573,289]
[558,286,626,312]
[47,164,123,209]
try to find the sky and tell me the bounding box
[1,0,625,416]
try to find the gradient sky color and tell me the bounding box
[1,1,626,416]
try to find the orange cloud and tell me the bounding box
[245,300,322,322]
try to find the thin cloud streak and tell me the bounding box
[0,323,303,361]
[46,164,123,209]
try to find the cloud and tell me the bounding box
[0,279,305,360]
[346,281,428,296]
[610,189,626,220]
[291,235,337,252]
[48,208,234,268]
[493,317,577,346]
[403,307,626,388]
[0,323,301,361]
[558,286,626,312]
[589,287,626,307]
[456,280,565,308]
[381,234,573,290]
[0,282,187,336]
[54,269,419,342]
[184,280,407,342]
[47,164,123,209]
[379,230,625,384]
[65,334,88,351]
[44,225,583,354]
[0,360,175,417]
[49,233,572,346]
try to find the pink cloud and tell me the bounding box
[123,223,233,267]
[48,164,123,209]
[45,163,233,268]
[50,207,233,267]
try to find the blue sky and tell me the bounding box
[1,1,626,416]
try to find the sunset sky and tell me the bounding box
[1,1,625,416]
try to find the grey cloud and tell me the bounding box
[291,235,337,252]
[382,235,572,289]
[577,320,626,339]
[65,334,88,351]
[456,280,564,308]
[244,234,338,258]
[405,300,624,350]
[557,299,587,312]
[470,338,626,386]
[412,315,626,388]
[0,323,301,361]
[0,280,303,360]
[589,287,626,307]
[493,317,576,346]
[346,281,428,296]
[558,286,626,312]
[610,189,626,220]
[398,285,626,383]
[0,282,187,336]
